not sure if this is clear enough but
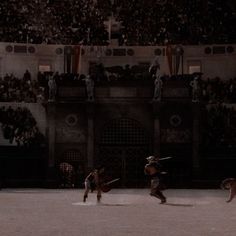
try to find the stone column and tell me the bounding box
[46,102,57,187]
[47,103,56,167]
[86,103,94,168]
[153,102,161,156]
[192,103,201,176]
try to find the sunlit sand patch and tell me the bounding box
[98,202,132,206]
[72,201,132,206]
[196,200,212,205]
[72,202,97,206]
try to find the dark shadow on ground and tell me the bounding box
[163,203,194,207]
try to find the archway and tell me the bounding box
[58,149,85,188]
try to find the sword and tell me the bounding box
[159,156,173,161]
[104,178,120,185]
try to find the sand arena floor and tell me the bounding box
[1,188,236,236]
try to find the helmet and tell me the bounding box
[146,156,158,162]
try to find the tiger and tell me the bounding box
[221,178,236,203]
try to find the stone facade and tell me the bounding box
[46,80,200,188]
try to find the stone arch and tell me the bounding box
[98,118,151,187]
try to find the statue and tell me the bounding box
[48,76,57,102]
[153,76,163,101]
[84,75,94,101]
[190,75,200,102]
[149,56,161,79]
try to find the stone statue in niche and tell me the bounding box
[190,75,200,102]
[149,56,163,101]
[84,74,94,101]
[48,75,57,102]
[153,76,163,101]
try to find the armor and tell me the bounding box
[83,167,105,203]
[144,157,166,203]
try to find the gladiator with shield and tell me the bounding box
[83,166,119,203]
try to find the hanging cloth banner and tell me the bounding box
[166,45,173,75]
[73,45,81,74]
[64,46,73,73]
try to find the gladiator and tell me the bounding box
[144,156,167,203]
[221,178,236,203]
[83,166,105,203]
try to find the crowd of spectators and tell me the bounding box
[201,77,236,104]
[0,106,45,146]
[115,0,236,45]
[0,71,45,103]
[1,0,110,45]
[1,0,236,45]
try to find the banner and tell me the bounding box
[166,45,173,75]
[64,46,73,73]
[73,45,81,74]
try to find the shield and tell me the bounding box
[101,178,120,193]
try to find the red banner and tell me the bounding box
[166,45,173,75]
[73,45,81,74]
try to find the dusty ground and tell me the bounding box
[0,188,236,236]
